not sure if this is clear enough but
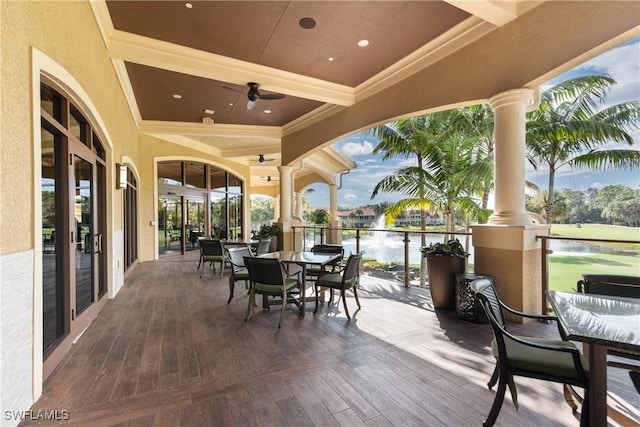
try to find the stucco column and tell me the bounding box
[277,165,293,222]
[273,195,280,222]
[473,88,550,320]
[329,184,338,222]
[295,191,303,222]
[488,88,535,225]
[328,183,342,244]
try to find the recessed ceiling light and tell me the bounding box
[328,57,334,62]
[203,109,214,115]
[228,102,233,106]
[299,17,316,29]
[357,39,369,47]
[185,3,193,9]
[264,110,272,114]
[172,94,182,99]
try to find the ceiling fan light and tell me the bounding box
[247,100,257,110]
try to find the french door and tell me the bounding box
[41,81,107,376]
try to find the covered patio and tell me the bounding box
[25,252,635,426]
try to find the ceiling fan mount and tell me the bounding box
[246,82,285,110]
[258,154,275,163]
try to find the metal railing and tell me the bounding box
[536,235,640,315]
[292,225,471,287]
[292,226,640,310]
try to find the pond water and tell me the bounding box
[314,231,639,266]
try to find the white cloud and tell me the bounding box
[343,192,359,201]
[341,140,374,157]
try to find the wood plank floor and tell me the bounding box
[25,251,636,426]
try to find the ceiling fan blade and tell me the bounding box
[259,93,286,100]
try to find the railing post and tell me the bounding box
[541,236,549,315]
[403,231,410,288]
[355,229,360,255]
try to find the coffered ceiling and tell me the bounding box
[90,1,538,187]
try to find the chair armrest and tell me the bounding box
[501,301,558,322]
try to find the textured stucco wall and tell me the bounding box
[0,0,139,416]
[1,0,138,255]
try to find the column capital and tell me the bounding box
[488,88,536,110]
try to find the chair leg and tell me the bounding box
[484,375,507,427]
[228,277,234,304]
[278,291,286,328]
[313,283,320,314]
[341,290,350,320]
[244,290,253,322]
[219,260,224,279]
[563,384,579,412]
[197,256,202,270]
[353,286,361,309]
[488,364,499,389]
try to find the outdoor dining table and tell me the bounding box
[258,250,343,315]
[547,290,640,427]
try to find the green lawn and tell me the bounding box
[547,224,639,292]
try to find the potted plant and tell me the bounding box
[258,223,281,251]
[420,238,468,310]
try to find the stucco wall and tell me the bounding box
[1,0,139,418]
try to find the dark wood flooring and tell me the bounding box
[25,251,638,426]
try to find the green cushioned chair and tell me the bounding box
[197,238,226,279]
[471,279,590,427]
[225,245,253,304]
[243,256,301,328]
[313,252,362,320]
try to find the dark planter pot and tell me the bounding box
[426,254,465,310]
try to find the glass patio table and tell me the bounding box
[547,290,640,427]
[258,251,342,315]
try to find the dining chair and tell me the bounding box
[243,256,301,328]
[255,237,272,255]
[225,245,252,304]
[471,279,590,427]
[313,252,362,320]
[306,244,345,291]
[577,273,640,298]
[576,273,640,399]
[197,238,226,279]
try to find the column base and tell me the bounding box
[488,212,534,225]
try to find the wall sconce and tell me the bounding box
[116,163,127,189]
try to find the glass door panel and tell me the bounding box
[41,128,63,352]
[73,155,94,316]
[159,196,183,255]
[186,198,204,249]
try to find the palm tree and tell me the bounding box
[371,132,492,286]
[526,74,640,223]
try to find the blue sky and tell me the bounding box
[306,38,640,209]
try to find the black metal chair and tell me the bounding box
[576,274,640,398]
[225,245,252,304]
[243,256,301,328]
[313,252,362,320]
[197,239,226,279]
[471,279,590,427]
[254,237,272,255]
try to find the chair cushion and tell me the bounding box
[317,272,356,289]
[254,278,299,295]
[491,336,589,380]
[232,268,249,280]
[203,255,225,262]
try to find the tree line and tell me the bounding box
[526,184,640,227]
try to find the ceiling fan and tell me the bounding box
[258,154,275,163]
[246,82,285,110]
